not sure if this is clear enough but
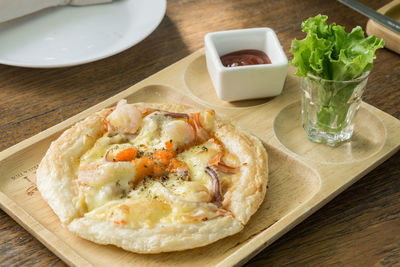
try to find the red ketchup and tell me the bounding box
[220,49,271,67]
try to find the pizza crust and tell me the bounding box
[215,122,268,225]
[37,109,111,224]
[37,102,268,252]
[68,215,243,253]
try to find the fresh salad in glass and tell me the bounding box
[290,15,384,145]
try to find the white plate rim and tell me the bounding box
[0,0,167,68]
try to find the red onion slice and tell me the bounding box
[205,166,223,207]
[163,111,190,120]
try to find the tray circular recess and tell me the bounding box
[273,101,386,164]
[183,55,272,109]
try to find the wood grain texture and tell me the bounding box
[367,0,400,54]
[0,0,399,266]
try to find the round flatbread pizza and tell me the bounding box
[36,100,268,253]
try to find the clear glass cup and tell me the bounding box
[301,72,370,146]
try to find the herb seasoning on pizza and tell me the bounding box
[37,100,268,253]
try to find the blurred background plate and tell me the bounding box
[0,0,166,68]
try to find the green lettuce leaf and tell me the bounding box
[290,15,384,133]
[290,14,384,81]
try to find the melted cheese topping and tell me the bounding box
[86,195,223,228]
[76,162,135,211]
[177,140,220,190]
[88,198,172,228]
[75,108,238,227]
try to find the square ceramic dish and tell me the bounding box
[204,28,288,101]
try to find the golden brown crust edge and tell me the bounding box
[68,215,243,253]
[216,122,268,225]
[36,109,112,224]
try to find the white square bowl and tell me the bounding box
[205,28,288,101]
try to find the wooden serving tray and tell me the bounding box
[0,49,399,266]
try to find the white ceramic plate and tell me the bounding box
[0,0,166,68]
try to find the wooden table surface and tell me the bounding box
[0,0,399,266]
